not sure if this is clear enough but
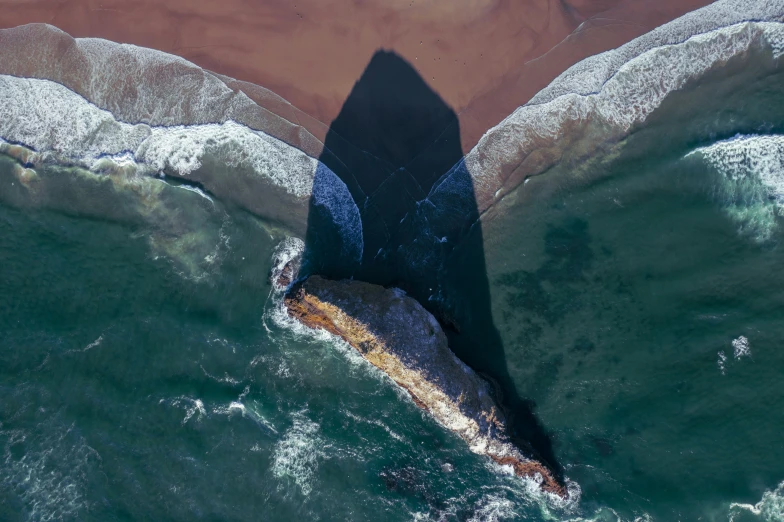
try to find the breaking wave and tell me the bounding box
[687,134,784,241]
[730,481,784,521]
[466,0,784,209]
[271,412,324,497]
[0,75,318,198]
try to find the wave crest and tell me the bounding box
[467,9,784,211]
[688,134,784,241]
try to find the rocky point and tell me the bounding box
[282,273,567,497]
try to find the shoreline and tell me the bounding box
[0,4,780,236]
[0,0,713,155]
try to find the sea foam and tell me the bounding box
[465,0,784,209]
[0,75,319,198]
[691,135,784,206]
[730,480,784,521]
[271,412,324,497]
[687,134,784,241]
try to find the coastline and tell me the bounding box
[0,3,780,240]
[0,0,713,154]
[1,3,784,519]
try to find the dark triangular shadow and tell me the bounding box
[302,49,563,481]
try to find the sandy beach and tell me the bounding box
[0,0,713,153]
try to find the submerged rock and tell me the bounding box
[284,275,566,497]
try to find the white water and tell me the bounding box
[730,481,784,521]
[692,135,784,205]
[0,75,319,198]
[465,0,784,204]
[687,134,784,241]
[271,412,324,497]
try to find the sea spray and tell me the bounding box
[730,481,784,521]
[271,412,324,497]
[0,76,319,198]
[687,134,784,241]
[467,17,784,209]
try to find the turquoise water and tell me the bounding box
[0,174,566,520]
[3,51,784,522]
[474,51,784,520]
[481,154,784,519]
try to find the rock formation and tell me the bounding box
[283,274,567,497]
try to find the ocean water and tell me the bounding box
[3,7,784,522]
[472,46,784,520]
[0,166,566,521]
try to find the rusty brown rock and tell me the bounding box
[284,275,566,497]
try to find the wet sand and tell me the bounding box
[0,0,713,153]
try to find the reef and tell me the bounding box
[283,274,566,497]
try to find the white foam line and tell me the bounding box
[174,183,214,204]
[82,335,103,351]
[688,134,784,204]
[0,75,322,198]
[529,2,784,107]
[2,23,296,129]
[729,480,784,521]
[465,0,784,202]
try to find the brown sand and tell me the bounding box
[0,0,713,153]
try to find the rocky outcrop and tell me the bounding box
[283,275,566,497]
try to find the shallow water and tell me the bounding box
[480,156,784,520]
[473,52,784,520]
